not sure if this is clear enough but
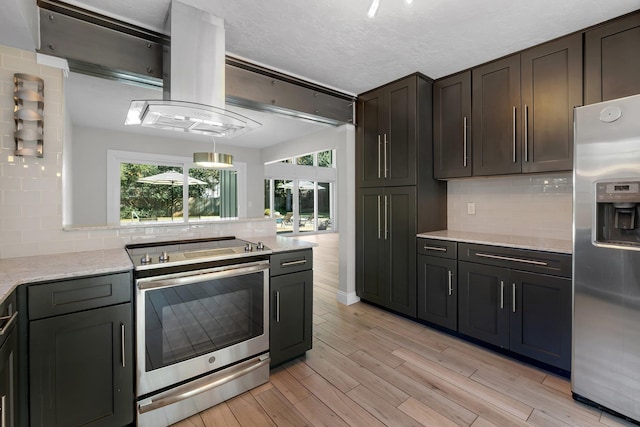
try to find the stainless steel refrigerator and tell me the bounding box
[573,93,640,423]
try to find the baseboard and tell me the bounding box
[336,290,360,305]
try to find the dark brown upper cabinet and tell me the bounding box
[357,76,417,187]
[472,54,522,176]
[433,71,472,179]
[585,11,640,105]
[521,34,582,173]
[463,34,581,177]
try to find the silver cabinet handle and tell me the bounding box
[275,291,281,323]
[512,106,517,163]
[524,104,529,163]
[383,133,388,178]
[1,394,5,427]
[463,116,468,167]
[121,323,126,368]
[377,195,381,240]
[448,271,453,296]
[280,259,307,267]
[0,312,17,335]
[0,394,9,427]
[377,134,382,178]
[475,252,548,266]
[423,245,446,252]
[512,283,516,313]
[384,195,388,240]
[500,281,504,309]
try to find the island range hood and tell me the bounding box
[125,0,260,137]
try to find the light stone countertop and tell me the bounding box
[0,248,134,304]
[0,235,317,305]
[417,230,572,254]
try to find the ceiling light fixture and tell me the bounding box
[368,0,413,18]
[367,0,380,18]
[193,136,234,168]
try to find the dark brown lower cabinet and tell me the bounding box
[270,250,313,367]
[0,291,17,427]
[458,261,571,371]
[29,303,134,427]
[417,255,457,330]
[357,186,417,317]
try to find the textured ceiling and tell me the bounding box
[3,0,640,148]
[61,0,640,95]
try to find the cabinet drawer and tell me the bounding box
[28,272,132,320]
[417,238,457,259]
[270,249,313,276]
[458,243,571,278]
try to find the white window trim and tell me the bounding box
[106,150,246,226]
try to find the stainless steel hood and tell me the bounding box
[125,0,260,137]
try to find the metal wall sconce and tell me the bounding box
[14,73,44,157]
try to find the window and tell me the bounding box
[107,151,245,226]
[318,150,333,167]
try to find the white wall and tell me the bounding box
[262,124,359,305]
[0,45,274,259]
[447,172,573,240]
[69,126,265,226]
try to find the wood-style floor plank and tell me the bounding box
[172,233,628,427]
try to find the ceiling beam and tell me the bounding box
[37,0,355,126]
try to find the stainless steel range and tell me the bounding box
[126,236,272,427]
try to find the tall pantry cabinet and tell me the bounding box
[356,73,446,317]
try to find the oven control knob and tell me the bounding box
[140,253,152,265]
[244,243,253,252]
[159,251,170,263]
[256,241,265,250]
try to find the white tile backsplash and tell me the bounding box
[447,173,573,240]
[0,44,277,260]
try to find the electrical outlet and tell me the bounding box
[467,202,476,215]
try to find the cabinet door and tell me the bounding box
[472,55,521,176]
[385,78,417,186]
[0,329,16,427]
[434,71,472,178]
[356,187,386,305]
[417,255,457,330]
[357,76,417,187]
[358,88,387,186]
[458,262,509,348]
[521,34,582,173]
[509,270,571,371]
[385,186,417,316]
[585,12,640,104]
[270,270,313,367]
[29,303,134,427]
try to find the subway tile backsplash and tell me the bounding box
[0,45,275,259]
[446,173,573,240]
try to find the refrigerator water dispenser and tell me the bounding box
[595,181,640,246]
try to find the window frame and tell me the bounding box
[106,150,246,226]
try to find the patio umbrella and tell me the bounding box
[137,171,207,219]
[277,181,325,190]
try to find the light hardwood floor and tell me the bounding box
[174,233,634,427]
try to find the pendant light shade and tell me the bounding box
[194,136,234,168]
[193,152,233,168]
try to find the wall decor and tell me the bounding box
[14,73,44,157]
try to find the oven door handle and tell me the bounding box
[137,261,269,291]
[138,354,270,414]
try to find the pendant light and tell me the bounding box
[193,136,233,168]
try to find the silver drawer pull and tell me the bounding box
[281,259,307,267]
[475,252,548,266]
[447,271,453,296]
[0,312,17,336]
[500,281,504,309]
[423,246,447,252]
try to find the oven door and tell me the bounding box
[135,260,269,397]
